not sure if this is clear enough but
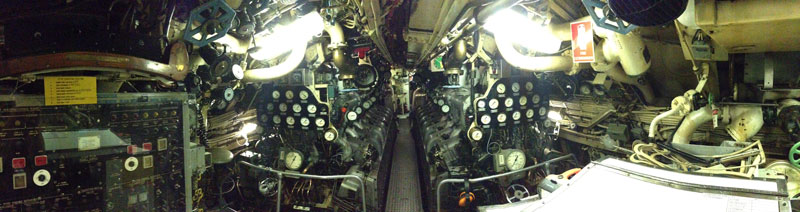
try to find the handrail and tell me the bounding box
[435,154,576,211]
[238,161,368,212]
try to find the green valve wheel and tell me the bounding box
[790,141,800,169]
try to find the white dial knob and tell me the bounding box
[279,103,288,112]
[324,131,337,141]
[496,83,506,94]
[300,117,310,126]
[299,90,309,100]
[441,105,450,113]
[526,109,535,118]
[481,114,492,124]
[292,104,302,113]
[285,90,294,99]
[470,129,483,141]
[512,111,521,120]
[286,117,295,125]
[489,99,499,109]
[307,105,317,113]
[315,118,326,127]
[497,113,507,123]
[477,100,486,109]
[272,90,281,99]
[519,96,528,106]
[504,98,514,107]
[347,111,358,121]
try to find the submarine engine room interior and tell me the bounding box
[1,0,799,211]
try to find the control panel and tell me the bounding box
[474,77,550,128]
[257,85,332,130]
[0,93,205,212]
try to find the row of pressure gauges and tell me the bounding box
[345,97,378,122]
[257,85,331,129]
[474,77,550,128]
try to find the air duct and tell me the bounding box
[592,43,655,103]
[443,39,467,74]
[494,31,573,72]
[324,21,354,79]
[671,105,764,144]
[244,42,308,81]
[672,106,712,144]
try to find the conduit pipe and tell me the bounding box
[672,106,712,144]
[591,53,655,104]
[494,32,573,72]
[649,109,678,139]
[244,42,308,81]
[324,21,355,79]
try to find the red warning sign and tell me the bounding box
[571,21,595,63]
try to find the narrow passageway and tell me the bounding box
[386,119,423,212]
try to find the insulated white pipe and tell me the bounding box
[324,21,345,48]
[672,106,712,144]
[649,109,678,138]
[244,42,307,81]
[494,32,573,72]
[598,32,650,76]
[591,50,655,104]
[725,106,763,142]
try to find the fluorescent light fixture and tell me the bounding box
[238,122,258,137]
[484,9,561,54]
[250,11,324,60]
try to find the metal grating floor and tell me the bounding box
[386,119,424,212]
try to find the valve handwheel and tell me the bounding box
[504,184,530,203]
[789,141,800,169]
[183,0,236,47]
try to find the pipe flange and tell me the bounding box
[671,96,691,116]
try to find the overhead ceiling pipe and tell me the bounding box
[443,39,467,74]
[592,42,655,104]
[494,31,574,72]
[244,42,308,81]
[324,21,355,79]
[475,0,523,24]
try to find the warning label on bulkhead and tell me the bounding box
[44,77,97,106]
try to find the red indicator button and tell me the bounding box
[127,145,138,155]
[142,143,152,151]
[34,155,47,166]
[12,158,25,169]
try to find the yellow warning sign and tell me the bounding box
[44,77,97,106]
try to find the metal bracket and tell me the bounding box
[239,161,368,212]
[581,0,637,34]
[435,154,576,211]
[765,53,775,90]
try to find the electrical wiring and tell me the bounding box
[628,140,767,178]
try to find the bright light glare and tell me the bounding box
[484,9,561,54]
[548,110,563,121]
[239,123,258,136]
[250,11,324,60]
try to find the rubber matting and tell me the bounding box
[386,119,424,212]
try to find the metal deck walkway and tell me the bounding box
[386,119,424,212]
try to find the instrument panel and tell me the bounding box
[474,77,550,128]
[258,85,332,130]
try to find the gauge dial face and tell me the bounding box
[300,117,310,126]
[519,96,528,106]
[504,98,514,107]
[496,83,506,94]
[370,97,376,102]
[347,111,358,121]
[477,100,486,109]
[539,107,547,116]
[315,118,326,127]
[355,107,363,114]
[526,109,535,118]
[441,105,450,113]
[470,129,483,141]
[437,99,445,105]
[506,151,526,171]
[497,113,507,123]
[285,91,294,99]
[285,117,295,125]
[580,85,593,95]
[511,83,520,93]
[266,103,275,110]
[285,152,303,170]
[489,99,499,109]
[292,104,302,113]
[512,111,521,120]
[532,95,541,104]
[525,82,534,91]
[364,102,371,108]
[481,114,492,124]
[272,115,281,124]
[272,91,281,99]
[299,90,309,100]
[307,105,317,113]
[324,131,337,141]
[279,103,288,112]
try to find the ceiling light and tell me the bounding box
[484,9,562,54]
[250,11,324,60]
